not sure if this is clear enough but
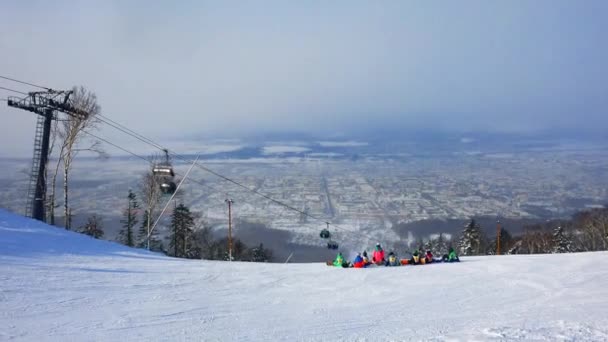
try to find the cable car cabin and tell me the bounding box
[153,164,175,177]
[327,241,339,250]
[319,229,331,239]
[160,180,177,195]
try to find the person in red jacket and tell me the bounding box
[425,250,434,263]
[372,243,385,265]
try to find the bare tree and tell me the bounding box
[574,208,608,251]
[47,118,63,225]
[519,225,553,254]
[58,86,105,229]
[79,214,104,239]
[138,157,163,249]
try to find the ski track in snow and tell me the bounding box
[1,209,608,341]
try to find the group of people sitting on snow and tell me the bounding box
[331,243,460,268]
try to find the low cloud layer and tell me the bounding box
[1,1,606,156]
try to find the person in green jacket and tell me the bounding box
[332,252,350,267]
[443,247,460,262]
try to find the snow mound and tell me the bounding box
[0,209,160,259]
[1,209,608,341]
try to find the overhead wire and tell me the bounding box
[2,75,351,234]
[92,115,249,200]
[0,75,50,90]
[0,86,28,95]
[94,115,328,219]
[1,75,269,228]
[82,130,247,204]
[97,114,164,149]
[82,130,150,163]
[93,114,357,235]
[94,114,352,232]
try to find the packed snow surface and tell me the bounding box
[1,209,608,341]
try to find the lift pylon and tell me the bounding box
[7,90,89,222]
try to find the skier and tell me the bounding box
[372,243,385,265]
[442,247,460,263]
[353,253,365,268]
[385,251,399,266]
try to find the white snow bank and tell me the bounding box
[262,145,311,155]
[1,209,608,341]
[0,209,161,259]
[317,140,369,147]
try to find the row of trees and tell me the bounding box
[456,219,517,255]
[410,233,452,256]
[162,202,272,262]
[78,188,273,262]
[456,207,608,256]
[193,225,273,262]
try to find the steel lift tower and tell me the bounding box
[7,90,89,222]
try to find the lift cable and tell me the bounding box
[0,86,29,95]
[93,115,348,228]
[81,130,248,204]
[3,75,350,235]
[0,75,51,90]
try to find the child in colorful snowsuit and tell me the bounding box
[385,251,399,266]
[362,251,371,266]
[333,252,348,267]
[442,248,460,263]
[353,253,365,268]
[372,243,385,265]
[425,250,434,264]
[410,250,422,265]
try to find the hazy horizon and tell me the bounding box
[1,0,607,156]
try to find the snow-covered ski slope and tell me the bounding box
[1,209,608,342]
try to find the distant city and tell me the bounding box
[1,134,607,252]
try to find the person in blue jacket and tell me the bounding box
[353,253,365,268]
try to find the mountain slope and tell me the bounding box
[1,209,607,341]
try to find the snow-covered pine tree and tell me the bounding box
[168,203,198,258]
[250,243,272,262]
[436,233,449,256]
[119,190,139,247]
[79,215,104,239]
[552,226,573,253]
[137,209,149,248]
[423,238,433,253]
[458,219,483,256]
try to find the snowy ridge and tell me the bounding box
[1,209,608,341]
[0,209,160,259]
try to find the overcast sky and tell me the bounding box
[1,1,607,156]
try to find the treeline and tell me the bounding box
[72,166,606,261]
[454,206,608,255]
[75,188,273,262]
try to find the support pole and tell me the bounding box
[146,210,151,250]
[7,90,89,224]
[225,199,234,261]
[173,200,177,257]
[32,109,53,222]
[496,220,501,255]
[284,252,294,264]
